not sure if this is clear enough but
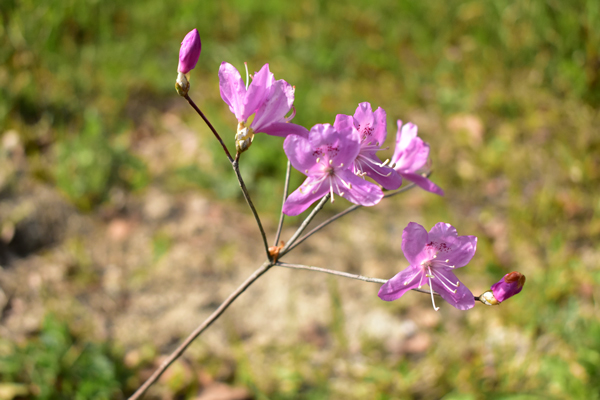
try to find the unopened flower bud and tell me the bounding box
[479,271,526,305]
[178,29,201,74]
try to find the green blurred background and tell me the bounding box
[1,0,599,399]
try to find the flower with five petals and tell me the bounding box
[282,123,384,216]
[378,222,476,310]
[334,103,402,190]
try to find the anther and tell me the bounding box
[316,158,320,163]
[329,159,333,165]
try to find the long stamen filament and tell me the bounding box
[428,276,440,311]
[244,62,250,90]
[431,270,458,294]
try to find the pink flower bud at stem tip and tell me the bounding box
[178,29,201,74]
[480,271,526,305]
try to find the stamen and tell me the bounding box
[428,277,440,311]
[381,159,390,167]
[432,269,460,288]
[403,270,421,286]
[329,177,335,202]
[316,158,320,163]
[430,269,458,294]
[329,159,333,165]
[244,62,250,90]
[305,169,308,174]
[417,272,425,289]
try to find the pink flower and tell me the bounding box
[178,29,201,74]
[390,121,444,195]
[378,222,477,311]
[334,103,402,190]
[282,124,384,216]
[218,62,307,139]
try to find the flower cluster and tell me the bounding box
[176,32,525,311]
[280,103,442,216]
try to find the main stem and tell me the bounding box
[128,261,273,400]
[184,95,270,260]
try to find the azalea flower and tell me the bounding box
[390,121,444,195]
[334,103,402,190]
[218,62,307,151]
[378,222,476,310]
[282,123,384,216]
[479,271,526,305]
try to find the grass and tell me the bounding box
[1,0,599,398]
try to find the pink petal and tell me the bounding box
[251,80,294,133]
[352,102,375,138]
[428,222,458,242]
[392,137,429,173]
[401,222,429,265]
[260,122,308,138]
[308,124,360,167]
[397,121,418,150]
[241,64,274,121]
[378,266,423,301]
[218,62,246,121]
[333,113,355,133]
[357,152,402,190]
[283,133,317,173]
[430,269,475,310]
[370,106,388,145]
[400,172,444,196]
[282,176,330,216]
[445,235,477,268]
[428,223,477,268]
[336,170,384,206]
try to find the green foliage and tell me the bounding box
[1,0,600,398]
[53,110,148,210]
[0,314,132,400]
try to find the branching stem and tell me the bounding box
[280,194,330,257]
[274,160,291,246]
[128,261,273,400]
